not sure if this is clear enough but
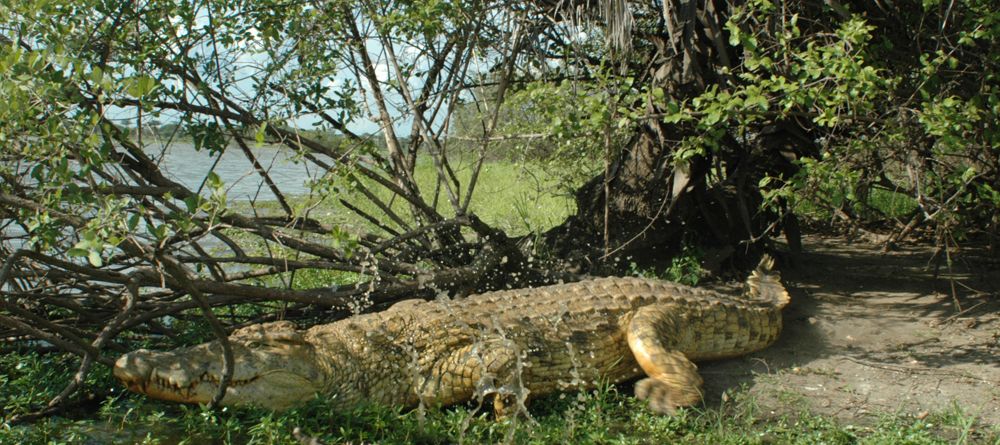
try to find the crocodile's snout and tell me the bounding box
[115,350,198,392]
[114,350,153,392]
[111,331,326,409]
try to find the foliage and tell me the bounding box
[454,0,1000,248]
[741,0,1000,243]
[451,75,633,189]
[629,241,704,286]
[0,353,111,417]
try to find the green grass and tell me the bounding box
[221,157,578,295]
[791,182,919,224]
[2,359,996,445]
[238,156,577,238]
[866,189,919,220]
[2,352,996,444]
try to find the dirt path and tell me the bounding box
[701,236,1000,426]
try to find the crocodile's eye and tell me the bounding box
[245,341,262,349]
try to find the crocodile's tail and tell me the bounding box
[746,255,791,309]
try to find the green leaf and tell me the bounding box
[87,250,103,267]
[207,172,222,188]
[663,101,685,124]
[744,92,769,111]
[89,66,104,84]
[961,167,976,183]
[152,224,168,240]
[127,75,157,97]
[127,213,141,231]
[255,123,267,147]
[651,87,665,101]
[184,196,200,213]
[727,24,742,47]
[703,109,723,126]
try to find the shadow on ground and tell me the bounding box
[698,235,1000,425]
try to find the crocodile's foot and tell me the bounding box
[484,383,531,419]
[491,392,517,418]
[634,377,702,414]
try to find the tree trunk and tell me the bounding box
[541,125,773,275]
[537,0,794,275]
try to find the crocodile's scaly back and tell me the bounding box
[114,257,791,414]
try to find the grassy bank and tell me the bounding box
[240,155,581,238]
[2,353,994,445]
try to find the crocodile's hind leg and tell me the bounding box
[626,306,704,414]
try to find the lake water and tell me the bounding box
[0,143,320,243]
[150,142,318,201]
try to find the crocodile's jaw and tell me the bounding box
[113,321,327,410]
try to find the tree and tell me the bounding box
[1,0,996,416]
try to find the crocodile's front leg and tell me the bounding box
[419,339,522,416]
[626,306,704,414]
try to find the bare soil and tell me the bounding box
[701,235,1000,426]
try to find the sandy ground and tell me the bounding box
[701,235,1000,426]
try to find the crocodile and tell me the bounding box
[114,257,790,414]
